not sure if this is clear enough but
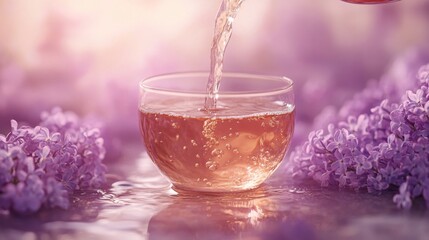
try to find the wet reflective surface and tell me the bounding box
[1,150,429,240]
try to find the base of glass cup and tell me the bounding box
[171,181,263,193]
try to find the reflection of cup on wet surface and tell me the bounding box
[139,72,294,192]
[147,187,278,239]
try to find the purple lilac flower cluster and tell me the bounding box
[289,64,429,209]
[0,108,106,214]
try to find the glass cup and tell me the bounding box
[139,72,294,192]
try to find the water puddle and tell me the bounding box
[0,151,428,240]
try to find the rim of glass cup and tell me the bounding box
[139,72,294,98]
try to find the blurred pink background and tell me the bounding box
[1,0,429,160]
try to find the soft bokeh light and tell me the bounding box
[1,0,429,160]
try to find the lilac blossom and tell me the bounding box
[289,64,429,209]
[0,108,106,214]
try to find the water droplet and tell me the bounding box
[158,132,162,135]
[235,132,240,136]
[197,178,201,182]
[171,123,178,128]
[191,140,198,146]
[228,133,233,137]
[229,128,233,131]
[203,178,208,182]
[155,117,159,121]
[233,149,239,154]
[205,161,218,171]
[183,146,187,150]
[175,135,180,140]
[194,163,200,167]
[206,182,212,187]
[261,122,266,127]
[221,136,227,140]
[225,144,231,150]
[288,188,305,194]
[196,154,200,159]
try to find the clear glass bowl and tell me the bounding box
[139,72,294,192]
